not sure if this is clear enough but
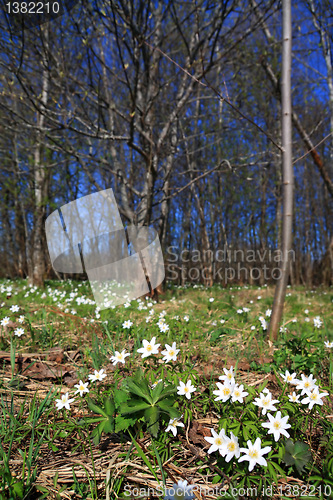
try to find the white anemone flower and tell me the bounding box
[280,370,298,385]
[14,328,24,337]
[122,320,133,329]
[218,366,235,384]
[295,374,317,395]
[151,379,163,389]
[159,323,170,333]
[324,341,333,348]
[204,428,226,454]
[74,380,90,396]
[137,337,160,358]
[161,342,180,362]
[253,389,279,415]
[164,479,195,500]
[231,384,248,403]
[0,316,10,327]
[221,432,240,462]
[110,350,130,365]
[313,316,323,328]
[301,387,329,410]
[259,317,268,330]
[288,392,300,403]
[213,380,235,402]
[88,369,107,382]
[165,417,184,437]
[261,411,291,441]
[56,392,75,410]
[238,438,271,472]
[177,380,196,400]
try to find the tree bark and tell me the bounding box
[30,27,50,287]
[269,0,293,341]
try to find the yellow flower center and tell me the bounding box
[234,390,240,397]
[215,438,223,445]
[184,387,189,392]
[227,442,236,452]
[273,421,281,429]
[287,376,292,381]
[310,393,317,400]
[223,387,231,396]
[249,450,259,459]
[262,397,270,406]
[304,381,310,388]
[117,354,123,359]
[169,350,175,356]
[147,345,152,351]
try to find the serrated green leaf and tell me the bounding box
[282,439,312,473]
[115,415,136,433]
[114,389,130,407]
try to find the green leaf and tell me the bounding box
[115,415,136,433]
[271,460,286,477]
[121,401,152,415]
[114,389,130,407]
[91,421,106,445]
[157,386,177,401]
[267,462,278,484]
[129,433,159,482]
[151,380,165,403]
[144,406,159,437]
[282,439,312,473]
[104,397,115,417]
[87,398,108,418]
[103,416,115,434]
[127,379,153,404]
[157,399,181,419]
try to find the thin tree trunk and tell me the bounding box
[269,0,293,341]
[30,27,50,287]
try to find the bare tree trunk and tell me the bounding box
[269,0,293,341]
[30,27,50,287]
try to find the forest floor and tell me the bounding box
[0,279,332,500]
